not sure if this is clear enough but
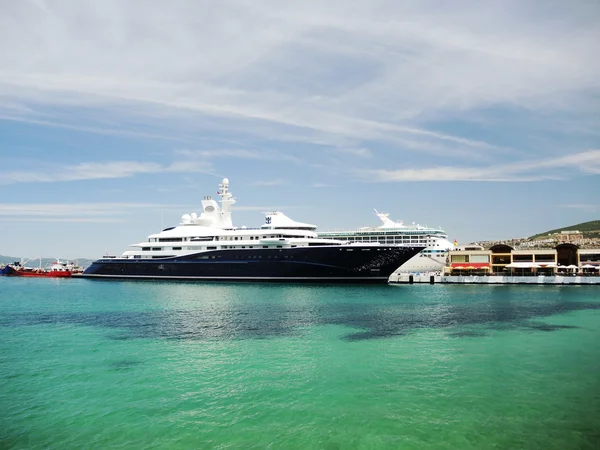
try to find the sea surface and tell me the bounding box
[1,278,599,449]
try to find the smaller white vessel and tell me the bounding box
[317,209,455,274]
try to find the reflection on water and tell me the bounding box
[1,280,598,341]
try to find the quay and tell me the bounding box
[391,242,600,285]
[391,273,600,285]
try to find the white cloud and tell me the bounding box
[0,202,297,222]
[176,148,303,164]
[0,159,215,185]
[331,147,372,158]
[0,202,179,216]
[0,114,187,142]
[536,149,600,174]
[0,0,598,175]
[361,149,600,182]
[249,179,285,187]
[559,204,599,213]
[177,149,262,159]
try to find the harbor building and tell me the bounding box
[445,243,599,276]
[390,243,600,284]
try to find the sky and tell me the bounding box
[0,0,599,260]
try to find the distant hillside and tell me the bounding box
[0,255,95,268]
[529,220,600,240]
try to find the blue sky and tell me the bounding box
[1,0,599,259]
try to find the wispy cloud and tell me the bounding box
[0,202,182,216]
[0,114,188,142]
[0,160,215,185]
[0,202,298,221]
[0,217,127,223]
[248,179,285,187]
[0,0,600,160]
[559,204,599,213]
[331,147,372,158]
[0,0,598,179]
[360,150,600,182]
[176,148,304,164]
[177,149,262,159]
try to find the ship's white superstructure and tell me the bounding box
[317,210,455,273]
[119,178,344,259]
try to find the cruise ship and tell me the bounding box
[317,210,455,274]
[80,179,425,283]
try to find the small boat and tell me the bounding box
[7,260,84,278]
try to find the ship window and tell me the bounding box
[152,247,161,251]
[263,246,268,249]
[173,247,182,250]
[142,247,150,251]
[207,246,217,250]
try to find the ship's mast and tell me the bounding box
[374,209,401,228]
[218,178,236,228]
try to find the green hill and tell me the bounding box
[529,220,600,240]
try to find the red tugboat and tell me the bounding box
[9,260,83,278]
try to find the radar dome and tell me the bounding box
[191,213,198,220]
[181,214,192,224]
[222,178,229,184]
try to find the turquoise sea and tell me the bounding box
[1,278,599,449]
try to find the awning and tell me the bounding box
[505,262,539,269]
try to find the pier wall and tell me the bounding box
[392,274,600,285]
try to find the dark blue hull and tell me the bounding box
[78,245,423,283]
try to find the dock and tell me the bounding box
[391,274,600,285]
